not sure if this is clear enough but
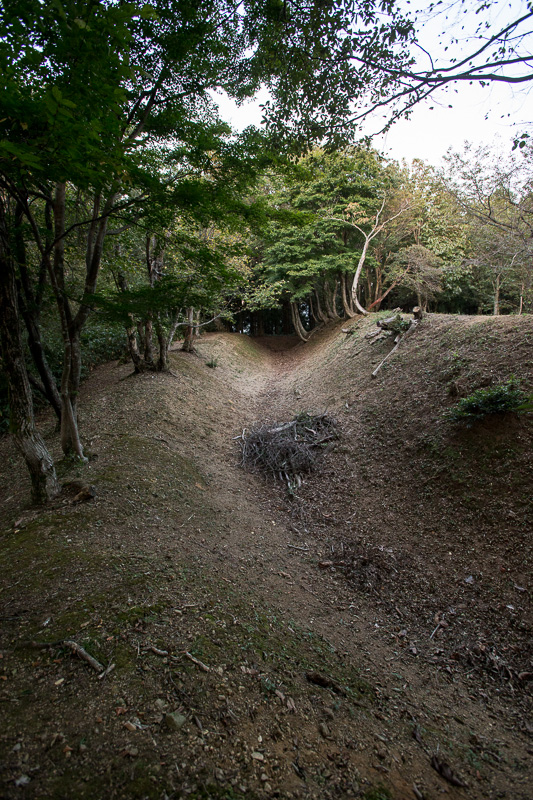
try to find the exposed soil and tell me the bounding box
[0,313,532,800]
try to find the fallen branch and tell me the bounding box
[146,645,169,656]
[371,319,419,379]
[29,639,104,673]
[183,651,210,672]
[97,662,116,680]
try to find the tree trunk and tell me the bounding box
[0,205,60,503]
[340,272,356,318]
[309,294,318,324]
[52,186,117,458]
[323,280,338,320]
[126,320,143,372]
[182,307,196,352]
[290,302,309,342]
[14,204,61,420]
[16,277,62,420]
[155,318,169,371]
[331,279,340,318]
[314,290,329,324]
[351,238,371,316]
[493,273,501,316]
[167,308,184,350]
[373,264,383,306]
[143,318,155,366]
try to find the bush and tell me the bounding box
[445,377,529,424]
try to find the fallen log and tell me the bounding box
[371,319,419,378]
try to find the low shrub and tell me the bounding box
[445,377,529,424]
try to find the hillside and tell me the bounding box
[0,313,532,800]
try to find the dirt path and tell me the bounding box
[1,321,532,800]
[188,332,532,800]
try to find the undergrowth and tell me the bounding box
[445,377,529,424]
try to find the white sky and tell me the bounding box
[214,1,533,167]
[215,82,532,167]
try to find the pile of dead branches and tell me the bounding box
[240,412,337,489]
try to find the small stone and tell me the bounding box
[324,708,335,720]
[264,783,272,792]
[319,722,330,739]
[251,751,264,761]
[14,775,31,787]
[164,712,186,732]
[155,698,167,711]
[79,743,88,753]
[261,772,268,781]
[215,768,225,781]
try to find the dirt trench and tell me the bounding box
[0,320,532,800]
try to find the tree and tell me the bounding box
[443,142,533,313]
[390,244,443,310]
[345,1,533,132]
[258,148,399,337]
[328,194,411,315]
[0,196,60,502]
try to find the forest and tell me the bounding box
[1,0,532,503]
[1,3,533,798]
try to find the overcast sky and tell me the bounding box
[214,1,533,167]
[215,81,531,166]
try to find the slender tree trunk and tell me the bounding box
[309,294,318,324]
[16,278,62,420]
[373,264,383,305]
[14,205,61,420]
[167,308,183,351]
[314,290,329,324]
[340,272,356,318]
[0,204,60,503]
[493,273,501,316]
[126,319,143,372]
[48,183,83,458]
[182,307,195,352]
[351,239,371,315]
[290,301,309,341]
[155,318,169,371]
[143,318,155,366]
[323,280,334,319]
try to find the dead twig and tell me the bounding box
[97,662,116,680]
[146,645,169,656]
[29,639,104,673]
[182,651,210,672]
[240,412,337,486]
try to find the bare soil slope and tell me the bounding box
[0,313,532,800]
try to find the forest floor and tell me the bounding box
[0,313,532,800]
